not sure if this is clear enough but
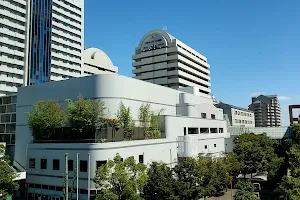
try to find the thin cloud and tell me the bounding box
[278,96,291,100]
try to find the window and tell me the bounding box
[200,128,209,134]
[242,120,245,123]
[234,111,237,115]
[80,160,87,172]
[204,145,208,149]
[40,159,47,169]
[53,159,60,170]
[214,144,216,148]
[188,128,199,134]
[238,119,241,123]
[139,154,144,163]
[68,160,73,171]
[235,119,238,123]
[219,128,224,133]
[201,113,206,118]
[211,114,216,119]
[210,128,218,133]
[49,186,55,190]
[184,127,186,135]
[237,111,240,115]
[29,158,35,169]
[96,160,107,169]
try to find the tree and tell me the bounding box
[280,176,300,200]
[0,145,19,198]
[224,153,241,178]
[233,133,282,178]
[26,100,66,140]
[287,144,300,178]
[117,102,134,139]
[234,180,258,200]
[143,162,177,200]
[138,103,163,139]
[291,124,300,144]
[66,94,106,128]
[94,153,147,200]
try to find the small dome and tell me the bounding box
[83,48,118,72]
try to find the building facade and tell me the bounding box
[0,0,84,95]
[14,74,230,199]
[249,95,281,127]
[132,30,211,97]
[215,102,255,127]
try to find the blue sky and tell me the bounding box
[84,0,300,125]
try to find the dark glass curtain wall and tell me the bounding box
[28,0,52,85]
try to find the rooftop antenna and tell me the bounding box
[163,26,167,31]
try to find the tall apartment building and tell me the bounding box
[249,95,281,127]
[0,0,84,96]
[133,29,211,97]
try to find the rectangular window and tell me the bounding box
[210,128,218,133]
[219,128,224,133]
[211,114,216,119]
[201,113,206,118]
[80,160,88,172]
[214,144,217,148]
[96,160,107,169]
[188,128,199,134]
[139,154,144,163]
[40,159,47,169]
[242,120,245,123]
[204,145,208,149]
[53,159,60,170]
[29,158,35,169]
[68,160,73,171]
[184,127,186,135]
[234,111,237,115]
[49,186,55,190]
[200,128,209,134]
[235,119,238,123]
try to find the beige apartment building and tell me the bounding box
[132,30,211,97]
[249,95,281,127]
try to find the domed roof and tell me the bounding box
[83,48,118,72]
[137,29,178,49]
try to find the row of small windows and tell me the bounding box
[0,71,23,80]
[51,73,73,80]
[29,155,144,171]
[3,0,26,9]
[0,51,23,61]
[0,133,15,144]
[184,127,224,135]
[51,65,81,75]
[1,4,26,18]
[0,23,25,35]
[0,95,17,105]
[0,61,23,71]
[177,44,207,63]
[0,32,25,44]
[52,10,81,25]
[52,56,81,67]
[52,40,81,53]
[52,25,81,40]
[52,48,81,60]
[0,42,24,53]
[56,0,82,13]
[52,32,81,47]
[0,81,22,88]
[234,110,252,117]
[177,52,209,71]
[0,122,16,133]
[0,13,25,27]
[0,104,16,113]
[53,17,81,32]
[201,113,216,119]
[234,119,253,124]
[0,113,16,123]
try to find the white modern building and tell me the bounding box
[0,0,84,95]
[133,30,211,97]
[14,74,229,199]
[82,47,118,76]
[215,102,255,127]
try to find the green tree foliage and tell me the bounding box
[0,145,19,198]
[287,144,300,178]
[26,100,66,139]
[143,162,177,200]
[94,153,147,200]
[291,124,300,144]
[234,133,283,178]
[224,153,241,178]
[117,102,134,139]
[280,176,300,200]
[138,103,163,139]
[235,180,258,200]
[66,94,106,128]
